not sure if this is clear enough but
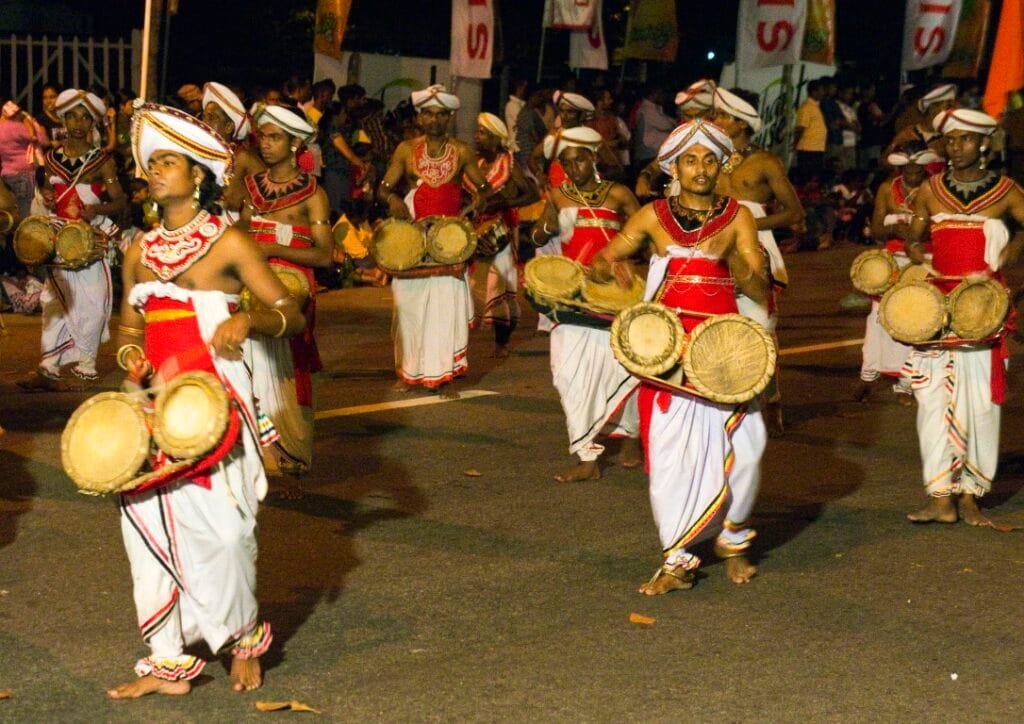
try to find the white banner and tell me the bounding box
[736,0,808,71]
[569,0,607,69]
[450,0,493,79]
[901,0,963,71]
[545,0,597,30]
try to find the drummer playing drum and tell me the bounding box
[590,120,770,594]
[901,108,1024,530]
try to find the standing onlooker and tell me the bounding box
[630,86,674,178]
[514,89,549,170]
[305,78,336,127]
[504,78,527,155]
[588,89,630,180]
[35,84,65,148]
[318,102,367,219]
[794,79,827,174]
[833,82,860,172]
[857,82,887,171]
[0,97,44,218]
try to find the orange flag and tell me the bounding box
[314,0,352,59]
[982,0,1024,117]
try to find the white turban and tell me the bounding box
[411,84,461,110]
[477,112,509,146]
[542,126,603,160]
[131,102,233,185]
[887,149,942,167]
[713,87,762,134]
[657,119,734,175]
[553,91,595,113]
[55,89,106,121]
[255,105,316,143]
[932,108,998,137]
[202,82,251,140]
[918,83,957,113]
[675,79,716,110]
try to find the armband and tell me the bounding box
[117,324,144,337]
[116,344,144,371]
[271,308,289,338]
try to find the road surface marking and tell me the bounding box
[779,338,864,357]
[315,389,499,420]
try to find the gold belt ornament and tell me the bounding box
[144,309,197,324]
[575,217,621,230]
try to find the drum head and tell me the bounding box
[524,255,584,303]
[897,263,931,285]
[240,264,311,311]
[56,220,94,267]
[581,276,645,312]
[682,314,777,404]
[370,219,425,271]
[947,278,1009,340]
[878,281,946,344]
[61,392,150,495]
[152,371,231,460]
[610,302,687,377]
[13,215,55,266]
[426,217,477,264]
[850,249,897,295]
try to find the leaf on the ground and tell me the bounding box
[255,700,321,714]
[462,468,483,477]
[0,690,11,700]
[629,612,656,626]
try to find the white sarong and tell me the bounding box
[393,273,473,387]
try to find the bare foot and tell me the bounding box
[957,494,1016,532]
[106,675,191,699]
[723,555,757,584]
[230,656,262,692]
[437,385,459,400]
[553,460,599,482]
[907,496,957,524]
[392,380,414,393]
[491,344,511,359]
[617,438,643,468]
[638,565,695,595]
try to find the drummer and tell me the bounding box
[590,119,770,593]
[531,125,642,482]
[18,88,126,391]
[108,103,304,698]
[857,143,939,402]
[201,82,265,218]
[239,104,332,495]
[902,108,1024,528]
[377,84,492,398]
[465,112,539,357]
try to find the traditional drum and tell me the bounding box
[55,219,99,268]
[473,216,511,259]
[896,263,932,285]
[610,302,687,378]
[151,370,231,460]
[878,280,946,344]
[61,392,151,495]
[850,248,897,295]
[0,209,14,234]
[13,215,56,266]
[524,255,584,304]
[370,219,425,271]
[581,275,645,312]
[947,277,1010,341]
[240,263,311,311]
[682,314,776,404]
[424,216,477,264]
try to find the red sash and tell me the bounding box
[561,207,621,266]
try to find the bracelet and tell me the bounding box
[311,219,330,226]
[116,343,144,371]
[271,296,292,309]
[618,231,640,246]
[117,323,144,337]
[271,308,288,338]
[104,177,117,184]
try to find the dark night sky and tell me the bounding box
[66,1,908,96]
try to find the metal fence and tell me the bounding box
[1,33,140,115]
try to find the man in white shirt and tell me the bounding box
[504,78,527,155]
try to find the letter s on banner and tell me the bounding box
[901,0,962,72]
[451,0,493,78]
[736,0,807,71]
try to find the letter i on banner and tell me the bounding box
[901,0,963,72]
[451,0,494,78]
[736,0,808,71]
[570,0,608,70]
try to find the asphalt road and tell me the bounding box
[0,245,1022,722]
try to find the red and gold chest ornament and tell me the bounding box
[930,171,1017,215]
[44,147,110,185]
[654,195,739,247]
[244,170,317,214]
[140,210,226,281]
[414,139,459,188]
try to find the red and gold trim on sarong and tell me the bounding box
[231,621,273,659]
[134,655,206,681]
[396,346,468,389]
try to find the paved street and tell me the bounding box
[0,245,1022,722]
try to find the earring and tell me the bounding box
[290,146,298,168]
[192,184,201,210]
[979,147,988,170]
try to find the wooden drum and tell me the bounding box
[849,249,897,295]
[682,314,776,404]
[424,216,477,265]
[524,255,584,305]
[61,392,151,495]
[240,263,311,312]
[13,215,56,266]
[878,281,946,344]
[55,220,99,268]
[151,371,231,460]
[947,278,1010,341]
[370,219,426,272]
[610,302,687,378]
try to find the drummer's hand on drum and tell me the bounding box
[905,241,926,265]
[125,353,154,386]
[209,313,251,361]
[611,260,635,289]
[80,205,98,222]
[386,195,411,221]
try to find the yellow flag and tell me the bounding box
[801,0,835,65]
[618,0,678,63]
[314,0,352,59]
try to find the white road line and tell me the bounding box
[779,338,865,356]
[315,389,499,420]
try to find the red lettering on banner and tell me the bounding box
[587,20,601,48]
[468,0,487,5]
[467,23,489,58]
[757,20,794,52]
[918,2,952,12]
[757,0,795,5]
[913,26,946,55]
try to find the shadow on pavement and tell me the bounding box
[0,449,36,551]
